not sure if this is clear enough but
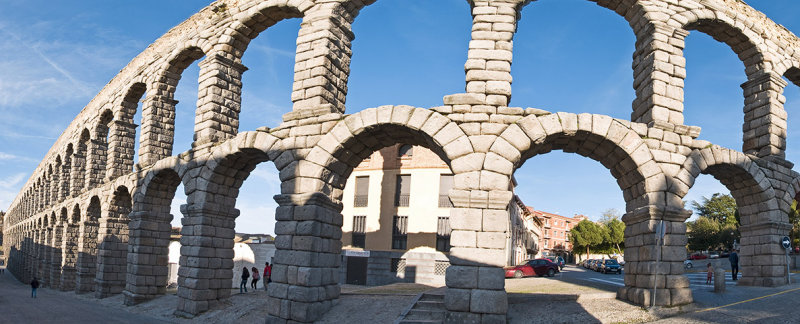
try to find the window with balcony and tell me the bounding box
[354,176,369,207]
[352,215,366,248]
[392,215,408,250]
[436,216,451,252]
[438,174,453,208]
[395,175,410,207]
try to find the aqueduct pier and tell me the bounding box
[4,0,800,322]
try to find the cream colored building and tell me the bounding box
[340,144,541,286]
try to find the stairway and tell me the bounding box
[395,292,446,324]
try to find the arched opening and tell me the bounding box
[166,47,205,157]
[49,207,68,289]
[124,168,182,305]
[783,67,800,162]
[72,129,91,195]
[681,23,747,150]
[75,196,101,293]
[513,0,635,120]
[95,186,132,298]
[237,15,301,131]
[92,109,114,185]
[346,0,471,112]
[59,204,81,291]
[63,144,73,199]
[115,83,145,175]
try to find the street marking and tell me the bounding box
[696,286,800,313]
[585,278,624,286]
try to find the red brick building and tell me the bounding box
[531,210,587,262]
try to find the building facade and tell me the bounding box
[532,211,587,262]
[340,144,541,286]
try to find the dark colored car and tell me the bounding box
[545,256,565,270]
[504,259,560,278]
[600,259,621,274]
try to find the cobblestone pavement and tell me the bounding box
[0,270,169,323]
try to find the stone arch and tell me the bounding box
[72,130,91,195]
[139,46,207,166]
[172,130,280,315]
[109,82,146,179]
[59,204,82,291]
[95,186,132,298]
[124,166,183,305]
[75,196,101,293]
[63,144,73,199]
[676,146,789,286]
[49,207,68,289]
[90,109,114,186]
[54,156,63,202]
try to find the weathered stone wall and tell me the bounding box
[3,0,800,323]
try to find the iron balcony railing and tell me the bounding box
[354,195,368,207]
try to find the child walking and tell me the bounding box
[251,266,260,290]
[706,263,713,285]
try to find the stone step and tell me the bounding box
[415,300,444,310]
[398,320,443,324]
[418,293,444,301]
[404,309,446,321]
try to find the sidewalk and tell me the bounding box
[0,271,169,323]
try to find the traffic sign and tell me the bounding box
[782,236,791,249]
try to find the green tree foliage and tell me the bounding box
[691,193,738,225]
[570,219,606,259]
[606,218,625,254]
[687,216,720,251]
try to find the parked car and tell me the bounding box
[708,252,720,259]
[582,259,593,269]
[591,260,602,271]
[689,253,708,260]
[545,256,565,270]
[600,259,622,274]
[504,259,560,278]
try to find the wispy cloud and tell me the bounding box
[0,152,38,163]
[0,173,26,189]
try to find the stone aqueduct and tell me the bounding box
[3,0,800,322]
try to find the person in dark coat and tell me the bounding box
[729,249,739,281]
[240,268,250,294]
[31,277,40,298]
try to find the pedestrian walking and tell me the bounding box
[706,263,713,285]
[264,262,272,291]
[251,267,260,290]
[31,277,40,298]
[240,267,250,294]
[729,249,739,281]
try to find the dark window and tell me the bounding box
[352,215,366,248]
[354,176,369,207]
[391,258,406,273]
[436,216,451,252]
[395,175,411,207]
[438,174,454,208]
[392,215,408,250]
[434,260,450,276]
[398,144,413,157]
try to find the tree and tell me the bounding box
[570,219,606,259]
[691,193,738,225]
[687,216,720,251]
[599,208,622,225]
[606,218,625,254]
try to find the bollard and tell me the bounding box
[714,268,726,293]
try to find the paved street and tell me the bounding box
[0,270,169,323]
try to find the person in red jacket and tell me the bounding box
[263,262,272,291]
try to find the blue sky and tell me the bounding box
[1,0,799,233]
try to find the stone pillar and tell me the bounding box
[75,218,99,293]
[124,210,172,305]
[175,204,237,316]
[741,71,788,159]
[61,154,72,200]
[463,1,518,108]
[106,120,137,181]
[71,152,87,196]
[288,2,354,116]
[87,139,107,188]
[60,223,80,291]
[618,206,693,307]
[95,216,130,298]
[444,186,510,323]
[265,193,343,323]
[738,219,792,287]
[52,163,62,203]
[194,54,247,148]
[139,94,178,167]
[50,222,64,289]
[41,228,52,287]
[632,25,688,128]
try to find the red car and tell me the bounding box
[689,253,708,260]
[504,259,560,278]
